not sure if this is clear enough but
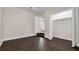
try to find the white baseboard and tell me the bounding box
[72,41,76,47]
[53,36,72,41]
[77,43,79,47]
[77,45,79,47]
[45,35,49,39]
[4,34,36,41]
[0,40,3,47]
[45,35,53,40]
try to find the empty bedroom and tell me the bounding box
[0,7,79,51]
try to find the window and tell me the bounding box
[40,18,45,32]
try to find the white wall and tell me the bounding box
[52,10,72,20]
[3,8,36,40]
[53,18,72,41]
[0,8,3,46]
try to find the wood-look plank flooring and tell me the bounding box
[0,36,79,51]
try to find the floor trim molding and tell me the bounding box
[3,34,36,41]
[53,36,72,41]
[53,37,72,41]
[77,43,79,47]
[0,40,3,47]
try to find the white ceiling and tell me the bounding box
[21,7,47,14]
[20,7,72,14]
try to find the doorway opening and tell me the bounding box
[35,16,45,37]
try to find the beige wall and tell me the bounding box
[3,8,37,40]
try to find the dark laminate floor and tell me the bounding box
[0,36,79,51]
